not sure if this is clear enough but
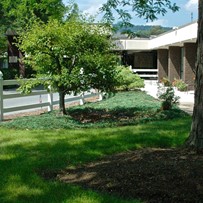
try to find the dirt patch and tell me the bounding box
[68,109,142,123]
[56,148,203,202]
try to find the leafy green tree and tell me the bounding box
[1,0,66,27]
[101,0,179,26]
[115,65,144,90]
[65,3,81,21]
[17,20,118,114]
[0,0,66,54]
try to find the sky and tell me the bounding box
[63,0,198,27]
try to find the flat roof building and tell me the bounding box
[115,21,197,90]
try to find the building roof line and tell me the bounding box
[115,21,197,51]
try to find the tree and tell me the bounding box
[0,0,66,27]
[65,3,81,21]
[0,0,66,54]
[186,1,203,151]
[101,0,179,26]
[17,20,118,114]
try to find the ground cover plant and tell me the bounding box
[1,91,188,130]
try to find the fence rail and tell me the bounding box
[0,71,102,121]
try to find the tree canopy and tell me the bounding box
[0,0,66,54]
[17,20,119,114]
[101,0,179,26]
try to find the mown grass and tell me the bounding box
[1,91,188,129]
[0,117,191,203]
[0,91,192,202]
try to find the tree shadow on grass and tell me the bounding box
[67,106,188,126]
[67,107,154,123]
[0,118,191,203]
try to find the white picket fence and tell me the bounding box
[0,71,102,121]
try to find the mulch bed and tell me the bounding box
[55,148,203,203]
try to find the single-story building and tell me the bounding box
[115,21,197,90]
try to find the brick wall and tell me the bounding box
[157,49,168,82]
[168,46,181,82]
[184,43,197,90]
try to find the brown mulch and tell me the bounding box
[55,148,203,203]
[68,109,138,123]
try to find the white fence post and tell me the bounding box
[79,92,85,105]
[0,71,3,121]
[98,92,103,101]
[47,86,53,112]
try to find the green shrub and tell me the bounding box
[0,68,19,80]
[158,86,180,110]
[160,77,171,87]
[172,78,188,91]
[115,65,144,91]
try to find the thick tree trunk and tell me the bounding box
[186,1,203,151]
[59,90,67,115]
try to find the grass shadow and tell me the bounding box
[0,117,191,202]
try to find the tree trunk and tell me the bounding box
[186,1,203,151]
[59,90,67,115]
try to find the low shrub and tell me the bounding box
[160,77,171,87]
[0,68,19,80]
[158,86,180,110]
[172,78,188,91]
[115,65,144,91]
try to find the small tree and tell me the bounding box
[17,20,118,114]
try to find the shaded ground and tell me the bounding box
[56,148,203,203]
[68,108,147,123]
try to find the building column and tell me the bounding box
[157,49,168,82]
[183,43,197,90]
[168,46,181,82]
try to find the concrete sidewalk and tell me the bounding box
[142,80,194,115]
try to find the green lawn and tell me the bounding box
[0,91,192,202]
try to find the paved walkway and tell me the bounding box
[142,80,194,115]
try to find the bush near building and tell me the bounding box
[115,65,144,91]
[172,78,188,92]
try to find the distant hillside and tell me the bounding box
[113,22,172,38]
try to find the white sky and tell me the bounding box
[63,0,198,27]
